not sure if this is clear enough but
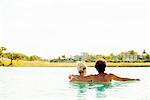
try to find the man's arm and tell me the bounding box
[68,74,74,80]
[110,74,140,81]
[68,75,83,82]
[68,74,78,81]
[69,75,94,82]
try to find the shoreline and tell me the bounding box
[1,60,150,67]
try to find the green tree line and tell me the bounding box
[50,50,150,63]
[1,46,150,66]
[0,46,46,66]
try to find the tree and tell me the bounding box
[29,55,41,61]
[143,53,150,61]
[0,46,7,57]
[0,46,7,66]
[145,54,150,60]
[61,55,66,61]
[105,54,113,60]
[142,49,146,54]
[61,55,66,59]
[128,50,137,55]
[3,52,23,66]
[2,52,13,66]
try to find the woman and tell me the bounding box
[68,61,89,82]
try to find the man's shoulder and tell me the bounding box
[108,73,115,76]
[106,73,116,79]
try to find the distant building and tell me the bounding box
[112,56,119,61]
[73,55,82,61]
[121,51,138,61]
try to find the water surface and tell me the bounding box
[0,67,149,100]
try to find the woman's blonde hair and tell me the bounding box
[76,61,87,73]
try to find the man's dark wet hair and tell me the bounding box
[95,59,106,73]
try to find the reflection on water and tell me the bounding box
[69,81,139,100]
[70,83,87,100]
[70,82,112,99]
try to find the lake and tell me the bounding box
[0,67,150,100]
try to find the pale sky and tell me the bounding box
[0,0,150,58]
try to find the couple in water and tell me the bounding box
[69,59,140,82]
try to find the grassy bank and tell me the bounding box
[1,59,150,67]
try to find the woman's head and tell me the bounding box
[95,59,106,73]
[76,61,87,76]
